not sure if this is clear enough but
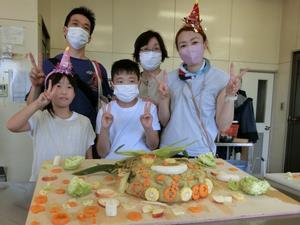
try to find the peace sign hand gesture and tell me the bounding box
[140,102,153,129]
[151,70,169,101]
[226,63,248,97]
[28,52,45,87]
[101,103,113,129]
[36,80,54,108]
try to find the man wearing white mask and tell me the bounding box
[26,7,112,158]
[96,59,160,159]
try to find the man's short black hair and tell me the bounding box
[111,59,140,81]
[64,6,96,35]
[133,30,168,63]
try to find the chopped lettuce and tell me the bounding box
[196,152,216,167]
[239,176,270,196]
[64,156,84,170]
[228,180,240,191]
[67,176,91,197]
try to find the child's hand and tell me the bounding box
[101,103,113,129]
[157,70,169,100]
[226,63,248,97]
[36,80,54,108]
[28,52,45,87]
[140,102,153,130]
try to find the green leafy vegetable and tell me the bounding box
[67,176,91,197]
[228,180,240,191]
[73,164,117,175]
[64,156,84,170]
[196,152,216,167]
[239,176,270,196]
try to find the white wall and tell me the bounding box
[0,0,292,180]
[268,0,300,172]
[0,0,38,181]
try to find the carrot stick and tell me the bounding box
[127,211,142,221]
[30,204,45,214]
[188,206,203,213]
[51,212,70,225]
[34,195,48,204]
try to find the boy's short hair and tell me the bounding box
[111,59,140,81]
[64,6,96,35]
[133,30,168,63]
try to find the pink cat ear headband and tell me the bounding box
[44,46,73,86]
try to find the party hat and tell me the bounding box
[44,46,73,85]
[183,1,203,33]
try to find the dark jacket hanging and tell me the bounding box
[234,98,259,143]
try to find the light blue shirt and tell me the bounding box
[160,61,229,157]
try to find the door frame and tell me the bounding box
[284,50,300,172]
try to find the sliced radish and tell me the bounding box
[151,163,188,175]
[98,198,120,208]
[152,208,164,218]
[95,188,116,198]
[180,187,192,202]
[142,205,154,213]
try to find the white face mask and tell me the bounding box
[66,27,90,50]
[113,84,139,103]
[139,51,162,71]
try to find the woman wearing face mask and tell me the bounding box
[159,3,246,157]
[133,30,169,104]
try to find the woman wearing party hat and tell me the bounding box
[159,1,247,157]
[6,47,95,181]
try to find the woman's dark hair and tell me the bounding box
[175,26,209,50]
[64,6,96,35]
[45,73,77,117]
[133,30,168,63]
[111,59,140,81]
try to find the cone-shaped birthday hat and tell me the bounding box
[44,46,73,85]
[183,1,203,33]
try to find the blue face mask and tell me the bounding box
[66,27,89,50]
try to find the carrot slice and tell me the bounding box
[127,211,142,221]
[163,186,177,202]
[76,213,87,221]
[30,221,40,225]
[41,175,58,182]
[62,179,70,184]
[156,174,165,182]
[83,206,99,218]
[188,206,203,213]
[51,168,63,173]
[198,184,209,198]
[104,175,115,182]
[30,204,45,214]
[34,195,48,204]
[228,167,239,172]
[216,162,224,166]
[67,201,78,208]
[51,212,70,225]
[49,206,62,215]
[54,188,66,195]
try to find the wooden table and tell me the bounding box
[25,159,300,225]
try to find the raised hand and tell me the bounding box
[28,52,45,87]
[36,80,53,108]
[151,70,170,101]
[101,103,113,129]
[226,63,248,97]
[140,102,153,129]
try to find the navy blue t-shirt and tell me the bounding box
[43,54,112,129]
